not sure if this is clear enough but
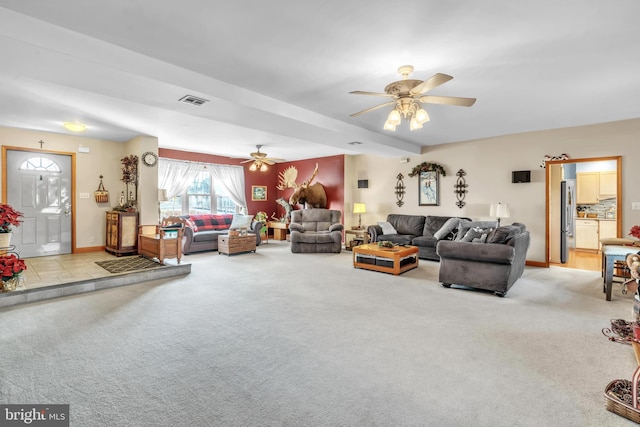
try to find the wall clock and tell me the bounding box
[142,151,158,167]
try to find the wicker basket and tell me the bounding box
[94,176,109,203]
[604,365,640,423]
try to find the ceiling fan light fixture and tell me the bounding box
[383,121,396,131]
[415,108,430,124]
[409,117,423,131]
[260,163,268,172]
[387,109,401,126]
[249,163,258,171]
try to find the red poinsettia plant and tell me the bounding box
[0,204,24,233]
[0,254,27,281]
[630,226,640,240]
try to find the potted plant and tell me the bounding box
[0,254,27,292]
[0,204,24,247]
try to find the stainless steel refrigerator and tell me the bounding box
[560,179,576,263]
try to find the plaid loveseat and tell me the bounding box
[166,214,263,254]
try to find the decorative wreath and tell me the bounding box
[408,162,446,177]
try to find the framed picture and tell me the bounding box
[418,171,439,206]
[251,185,267,201]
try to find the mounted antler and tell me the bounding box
[288,163,327,208]
[303,163,319,186]
[276,165,298,190]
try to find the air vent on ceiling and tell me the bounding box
[347,141,363,145]
[179,95,209,106]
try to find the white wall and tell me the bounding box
[346,118,640,263]
[0,127,158,249]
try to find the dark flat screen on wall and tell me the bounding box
[512,170,531,183]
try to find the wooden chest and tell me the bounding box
[218,234,256,256]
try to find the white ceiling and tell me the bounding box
[1,1,639,162]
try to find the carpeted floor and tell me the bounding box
[95,256,161,273]
[0,241,638,426]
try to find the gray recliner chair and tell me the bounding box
[289,209,343,253]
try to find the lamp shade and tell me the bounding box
[353,203,366,214]
[491,202,510,218]
[158,189,168,202]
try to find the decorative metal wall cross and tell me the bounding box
[454,169,468,209]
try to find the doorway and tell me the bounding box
[2,147,75,257]
[546,156,622,272]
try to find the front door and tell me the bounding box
[5,149,73,257]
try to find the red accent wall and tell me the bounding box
[159,149,344,221]
[275,155,344,222]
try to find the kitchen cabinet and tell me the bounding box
[106,211,139,255]
[599,171,617,197]
[599,220,617,248]
[575,219,599,250]
[576,172,599,204]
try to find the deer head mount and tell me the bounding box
[277,163,327,208]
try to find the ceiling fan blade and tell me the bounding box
[418,95,477,107]
[349,90,395,97]
[265,157,285,162]
[240,159,253,163]
[350,100,396,117]
[410,73,453,95]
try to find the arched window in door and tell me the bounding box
[19,157,62,172]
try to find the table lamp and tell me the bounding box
[490,202,510,227]
[158,188,169,223]
[353,203,366,229]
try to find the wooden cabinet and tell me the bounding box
[576,172,599,204]
[106,211,139,256]
[575,219,599,250]
[576,171,617,204]
[599,171,617,197]
[598,220,617,249]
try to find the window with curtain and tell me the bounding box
[158,159,246,218]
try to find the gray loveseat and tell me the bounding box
[290,209,343,253]
[367,214,472,261]
[436,223,530,297]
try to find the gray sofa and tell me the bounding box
[367,214,472,261]
[290,209,343,253]
[163,214,263,254]
[436,223,530,297]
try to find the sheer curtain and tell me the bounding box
[158,159,200,199]
[210,165,247,213]
[158,158,247,213]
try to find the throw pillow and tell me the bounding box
[378,221,397,235]
[433,217,460,240]
[461,227,493,243]
[230,214,253,230]
[486,226,519,244]
[456,220,498,241]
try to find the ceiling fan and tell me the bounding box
[240,145,284,171]
[349,65,476,131]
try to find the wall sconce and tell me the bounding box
[395,173,405,207]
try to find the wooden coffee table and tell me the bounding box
[353,244,419,275]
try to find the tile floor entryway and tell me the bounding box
[1,252,190,308]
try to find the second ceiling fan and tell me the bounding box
[240,145,284,171]
[349,65,476,131]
